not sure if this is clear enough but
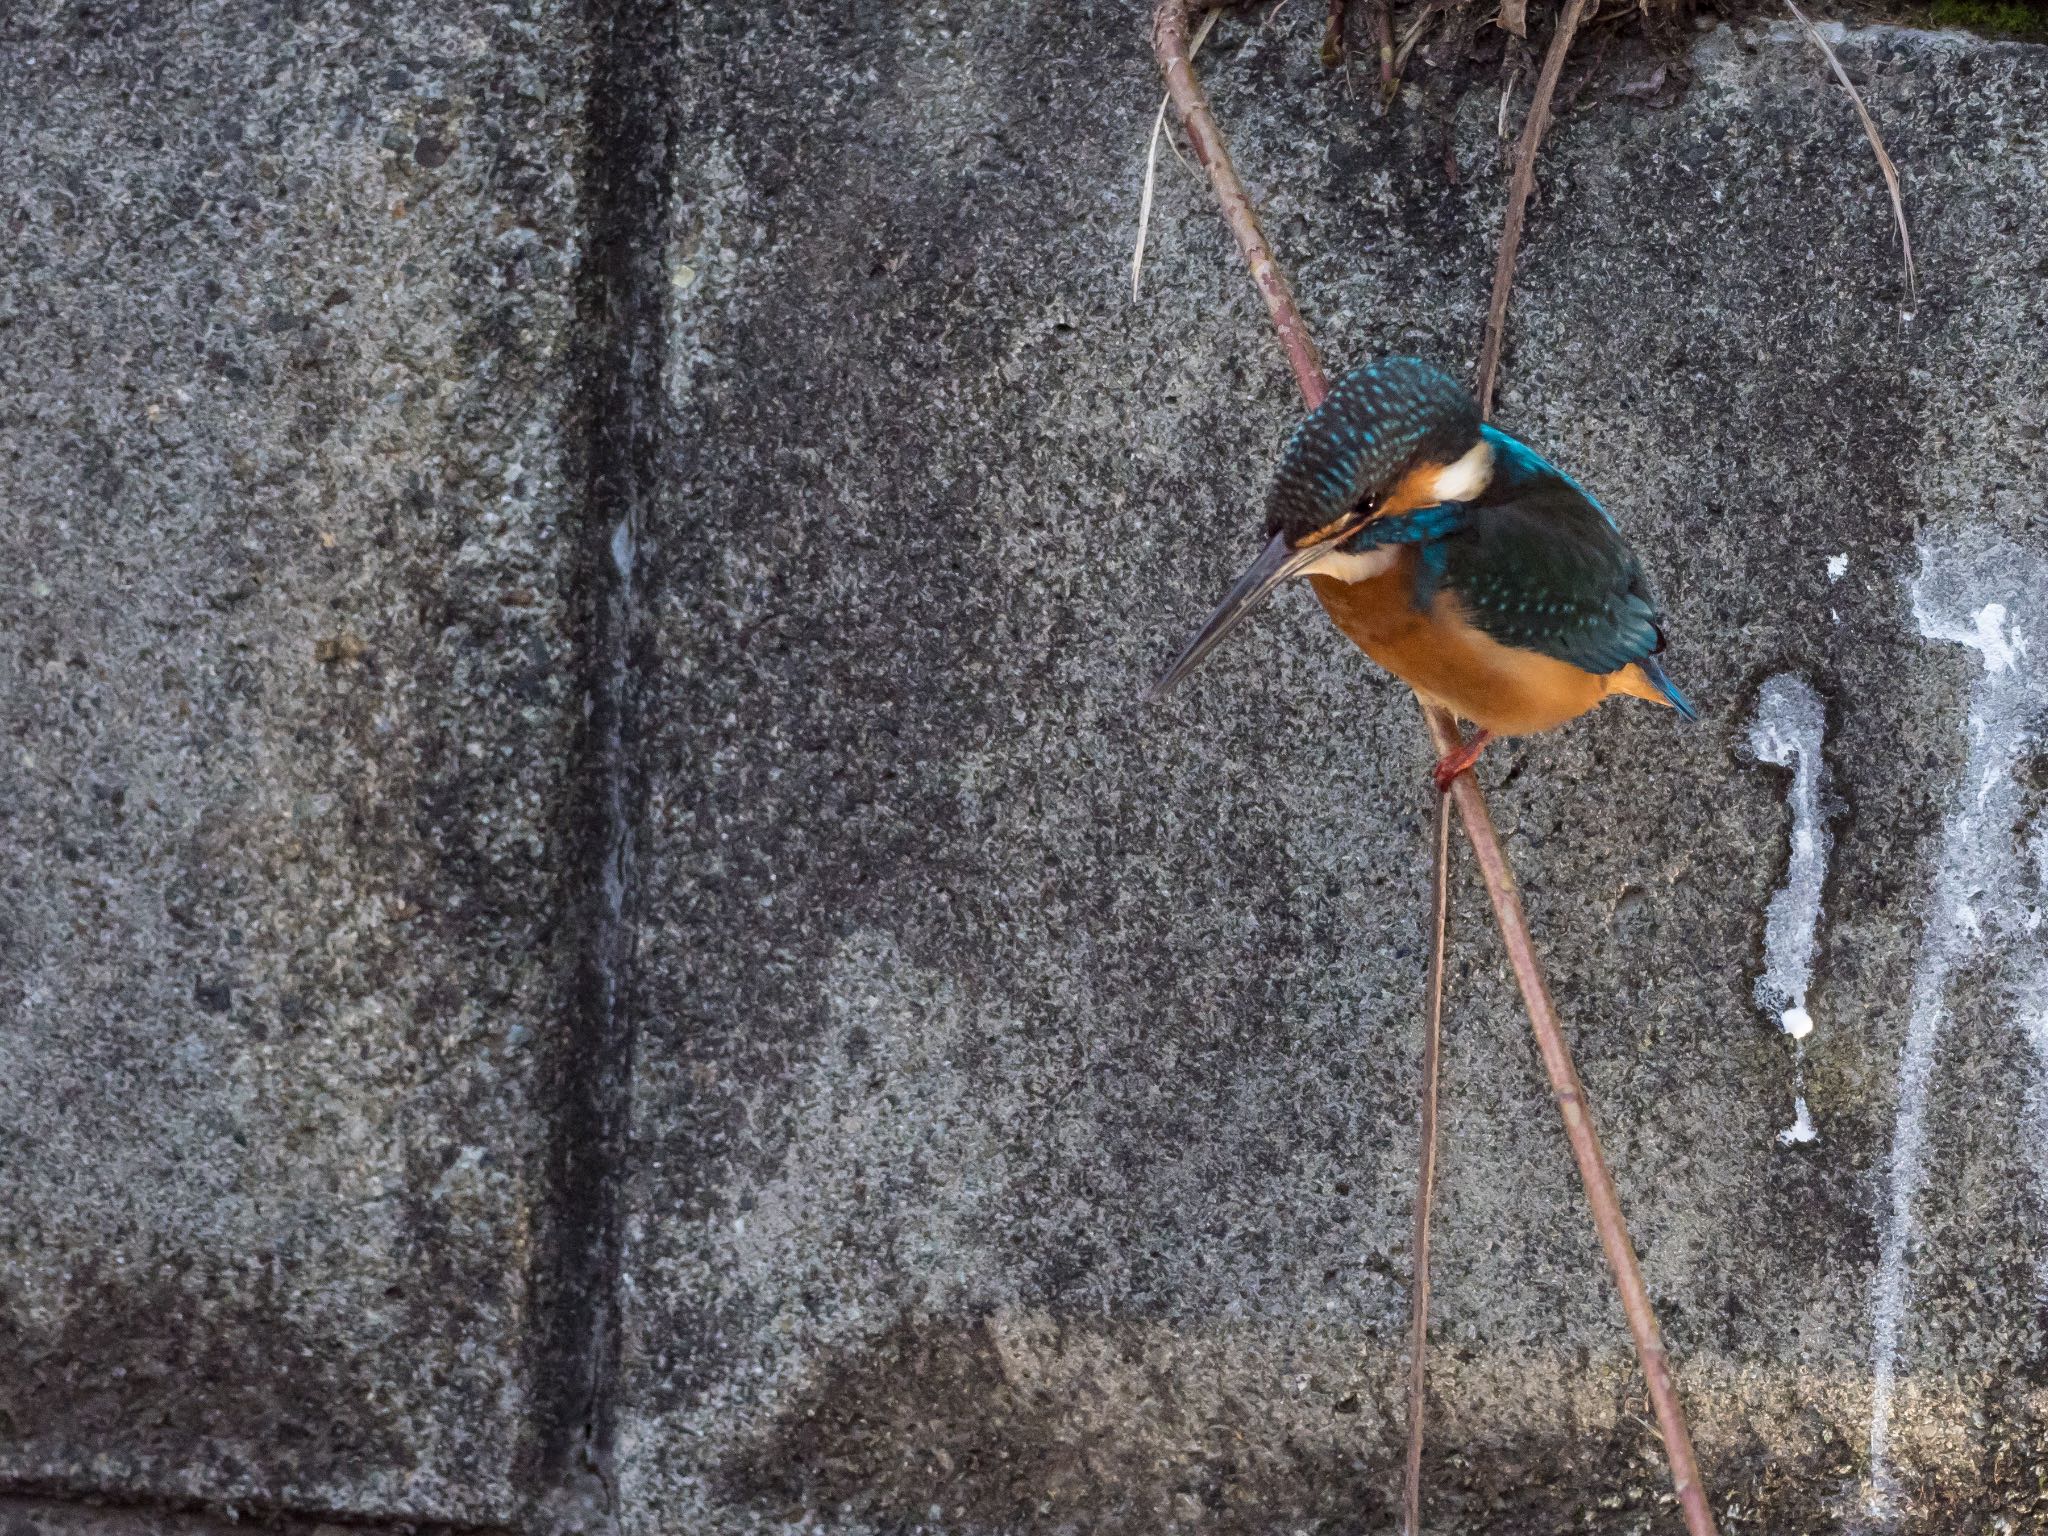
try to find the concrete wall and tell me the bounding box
[4,4,2046,1533]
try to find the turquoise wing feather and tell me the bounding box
[1347,427,1695,716]
[1444,494,1662,675]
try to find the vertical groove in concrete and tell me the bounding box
[526,0,675,1525]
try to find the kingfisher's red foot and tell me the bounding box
[1430,729,1492,794]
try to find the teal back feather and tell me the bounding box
[1445,429,1672,680]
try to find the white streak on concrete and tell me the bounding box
[1829,553,1849,582]
[1911,582,2021,675]
[1778,1096,1818,1146]
[1867,537,2048,1515]
[1748,674,1834,1143]
[1751,676,1831,1032]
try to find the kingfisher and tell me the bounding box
[1148,356,1695,789]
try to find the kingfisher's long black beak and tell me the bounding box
[1145,531,1324,701]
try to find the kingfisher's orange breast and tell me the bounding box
[1308,552,1660,736]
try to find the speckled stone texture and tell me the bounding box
[623,10,2048,1536]
[0,0,590,1525]
[7,4,2048,1535]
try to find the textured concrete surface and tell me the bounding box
[0,1494,368,1536]
[0,0,590,1525]
[6,3,2048,1535]
[621,10,2048,1535]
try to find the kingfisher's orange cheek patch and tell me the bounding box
[1373,462,1448,520]
[1299,511,1364,548]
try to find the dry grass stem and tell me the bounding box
[1133,7,1222,302]
[1154,5,1327,396]
[1391,7,1438,81]
[1785,0,1917,302]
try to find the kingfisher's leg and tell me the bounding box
[1431,729,1492,794]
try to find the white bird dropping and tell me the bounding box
[1747,673,1835,1146]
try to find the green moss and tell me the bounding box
[1924,0,2048,39]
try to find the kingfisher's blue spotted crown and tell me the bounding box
[1265,357,1480,544]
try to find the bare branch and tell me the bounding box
[1403,789,1452,1536]
[1148,7,1720,1532]
[1133,8,1223,302]
[1476,0,1590,415]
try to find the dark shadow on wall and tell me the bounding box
[713,1308,2048,1535]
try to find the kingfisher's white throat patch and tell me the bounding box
[1428,439,1494,503]
[1300,545,1401,583]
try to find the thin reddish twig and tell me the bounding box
[1419,711,1716,1535]
[1373,0,1395,106]
[1156,7,1326,400]
[1151,6,1717,1532]
[1403,787,1452,1536]
[1475,0,1591,415]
